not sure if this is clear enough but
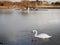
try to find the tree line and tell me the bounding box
[52,2,60,5]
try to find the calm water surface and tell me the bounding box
[0,9,60,45]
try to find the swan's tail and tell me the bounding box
[49,36,52,38]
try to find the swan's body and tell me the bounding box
[33,30,52,39]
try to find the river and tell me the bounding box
[0,9,60,45]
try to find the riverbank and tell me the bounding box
[0,6,60,9]
[0,1,60,9]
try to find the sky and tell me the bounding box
[0,0,60,2]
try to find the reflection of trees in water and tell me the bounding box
[20,11,29,16]
[0,9,13,14]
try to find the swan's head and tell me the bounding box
[32,30,37,34]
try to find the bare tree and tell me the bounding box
[36,0,39,2]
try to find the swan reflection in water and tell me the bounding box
[31,37,50,45]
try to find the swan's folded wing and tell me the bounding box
[37,33,52,38]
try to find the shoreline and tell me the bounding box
[0,6,60,9]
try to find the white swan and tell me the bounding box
[33,30,52,39]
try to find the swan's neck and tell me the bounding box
[35,31,37,37]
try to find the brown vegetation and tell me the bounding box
[52,2,60,6]
[0,1,60,9]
